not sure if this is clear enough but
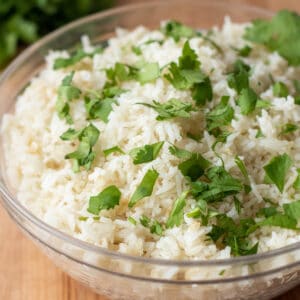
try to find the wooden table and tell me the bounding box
[1,0,300,299]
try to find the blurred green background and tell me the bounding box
[0,0,116,68]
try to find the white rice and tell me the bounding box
[2,17,300,266]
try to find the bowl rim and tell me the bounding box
[1,0,299,276]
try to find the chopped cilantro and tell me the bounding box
[169,148,210,181]
[191,166,243,202]
[61,123,100,172]
[128,169,159,207]
[263,153,292,193]
[150,220,164,236]
[103,146,124,157]
[168,145,193,160]
[136,62,160,84]
[129,142,164,164]
[138,98,196,121]
[56,72,81,124]
[85,96,116,123]
[206,95,234,135]
[283,200,300,220]
[139,215,163,236]
[161,20,195,42]
[106,61,160,85]
[140,215,151,227]
[255,129,264,138]
[128,216,137,225]
[207,214,258,256]
[256,99,271,109]
[87,185,121,215]
[132,45,142,55]
[165,41,213,105]
[244,10,300,65]
[234,196,242,214]
[259,214,297,229]
[235,156,251,193]
[53,47,102,69]
[280,123,299,135]
[257,206,278,218]
[293,169,300,191]
[237,88,258,115]
[237,45,252,57]
[227,59,251,94]
[166,190,188,228]
[273,82,289,97]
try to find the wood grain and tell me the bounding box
[0,1,299,299]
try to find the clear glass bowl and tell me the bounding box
[1,1,300,299]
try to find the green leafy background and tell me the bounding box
[0,0,114,67]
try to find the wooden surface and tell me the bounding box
[1,1,300,299]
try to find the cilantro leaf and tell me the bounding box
[106,61,160,86]
[139,215,163,236]
[168,145,193,159]
[138,98,195,121]
[56,72,81,124]
[136,62,160,84]
[85,96,116,123]
[87,185,121,215]
[166,190,188,228]
[237,45,252,57]
[206,95,234,134]
[53,47,102,69]
[273,81,289,97]
[191,166,243,202]
[207,214,258,256]
[227,59,251,94]
[161,20,195,42]
[259,214,297,229]
[103,146,124,157]
[128,169,159,207]
[283,200,300,220]
[62,123,100,172]
[234,197,242,214]
[263,153,292,193]
[293,168,300,190]
[178,154,210,181]
[235,156,251,193]
[257,206,278,218]
[244,10,300,65]
[128,216,137,225]
[280,123,298,135]
[129,142,164,164]
[165,41,213,105]
[237,88,258,115]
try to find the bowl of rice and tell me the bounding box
[1,0,300,299]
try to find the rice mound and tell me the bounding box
[2,17,300,262]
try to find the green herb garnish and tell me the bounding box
[56,72,81,124]
[237,88,258,115]
[263,153,292,193]
[273,82,289,98]
[103,146,124,157]
[244,10,300,66]
[129,142,164,165]
[227,59,251,94]
[206,95,234,135]
[165,41,213,105]
[161,20,195,42]
[138,98,196,121]
[88,185,121,215]
[166,190,189,228]
[54,47,102,69]
[280,123,299,135]
[61,123,100,172]
[128,169,159,207]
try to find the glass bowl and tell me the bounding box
[1,1,300,299]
